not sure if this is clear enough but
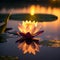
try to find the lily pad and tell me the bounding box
[7,31,18,35]
[40,40,60,48]
[0,56,18,60]
[5,28,13,32]
[10,14,58,22]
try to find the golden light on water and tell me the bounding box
[52,0,56,2]
[17,21,41,55]
[30,5,35,15]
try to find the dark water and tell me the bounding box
[0,5,60,60]
[0,36,60,60]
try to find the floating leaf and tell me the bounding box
[10,14,58,22]
[7,31,18,35]
[0,56,18,60]
[40,40,60,48]
[5,28,13,32]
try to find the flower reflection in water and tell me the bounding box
[16,21,44,55]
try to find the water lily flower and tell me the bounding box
[16,21,44,55]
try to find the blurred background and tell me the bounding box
[0,0,60,60]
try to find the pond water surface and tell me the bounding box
[0,5,60,60]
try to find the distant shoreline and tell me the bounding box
[0,1,60,9]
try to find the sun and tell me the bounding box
[30,5,35,15]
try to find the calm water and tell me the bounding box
[0,5,60,60]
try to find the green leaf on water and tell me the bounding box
[0,56,18,60]
[40,40,60,48]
